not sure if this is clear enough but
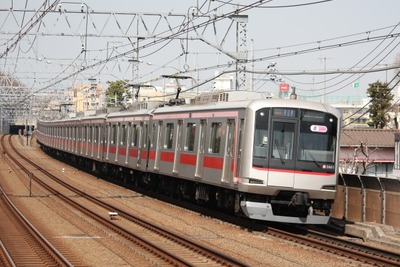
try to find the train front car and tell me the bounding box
[239,99,341,224]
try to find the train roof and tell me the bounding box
[153,97,341,118]
[106,108,154,118]
[38,91,341,123]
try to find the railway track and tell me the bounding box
[2,134,250,266]
[265,226,400,267]
[0,181,73,266]
[143,179,400,267]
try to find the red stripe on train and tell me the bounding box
[252,166,334,176]
[203,156,223,170]
[180,153,197,165]
[160,151,174,162]
[148,150,156,160]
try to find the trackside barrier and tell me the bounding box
[332,173,400,228]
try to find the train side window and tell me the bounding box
[105,123,111,144]
[83,126,87,142]
[131,124,138,147]
[184,122,196,152]
[143,122,148,149]
[94,126,98,143]
[138,123,143,149]
[120,124,127,146]
[164,123,174,149]
[157,121,163,149]
[209,122,222,154]
[89,126,92,142]
[150,123,157,148]
[111,124,117,145]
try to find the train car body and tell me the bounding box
[104,109,153,172]
[36,91,341,224]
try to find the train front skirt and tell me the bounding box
[240,201,330,224]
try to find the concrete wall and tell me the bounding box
[332,173,400,227]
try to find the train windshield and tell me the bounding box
[298,110,337,164]
[252,107,338,171]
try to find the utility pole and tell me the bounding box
[231,14,248,91]
[318,56,333,103]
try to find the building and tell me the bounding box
[339,128,399,177]
[70,84,104,113]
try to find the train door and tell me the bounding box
[173,120,183,174]
[222,119,235,183]
[268,118,297,188]
[195,119,206,178]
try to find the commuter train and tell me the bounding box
[36,91,341,224]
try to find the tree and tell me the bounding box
[367,80,393,129]
[340,141,378,175]
[105,80,130,106]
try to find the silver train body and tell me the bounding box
[36,93,341,224]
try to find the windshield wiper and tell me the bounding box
[274,140,285,164]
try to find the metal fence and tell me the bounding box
[331,173,400,227]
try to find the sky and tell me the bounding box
[1,0,400,104]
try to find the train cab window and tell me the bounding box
[120,124,127,146]
[298,110,337,163]
[253,108,270,161]
[164,123,174,149]
[272,122,294,160]
[131,124,138,147]
[184,123,196,152]
[209,122,222,154]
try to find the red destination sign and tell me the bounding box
[280,83,289,92]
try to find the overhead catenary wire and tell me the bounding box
[3,0,400,118]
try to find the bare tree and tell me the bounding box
[340,141,378,175]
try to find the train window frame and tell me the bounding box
[209,122,223,154]
[94,126,98,144]
[184,122,196,152]
[142,122,148,149]
[111,124,117,145]
[150,122,157,149]
[138,122,143,149]
[83,125,87,142]
[88,125,92,142]
[253,108,270,163]
[131,124,138,147]
[120,123,127,146]
[298,109,337,164]
[164,122,174,150]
